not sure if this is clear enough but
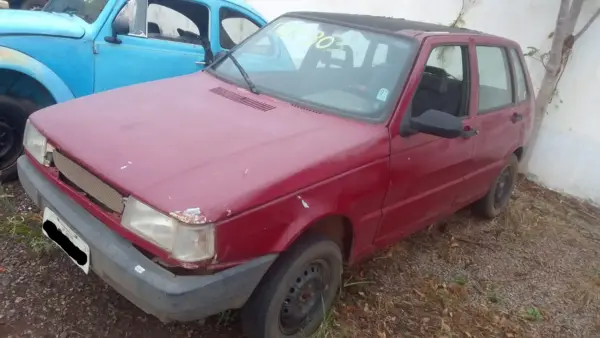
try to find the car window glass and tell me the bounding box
[372,44,388,67]
[476,46,513,112]
[426,46,463,80]
[411,45,469,118]
[115,0,147,36]
[44,0,108,23]
[147,3,200,39]
[220,8,261,49]
[212,16,415,120]
[509,49,529,102]
[116,0,208,44]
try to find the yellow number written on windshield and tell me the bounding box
[273,23,345,49]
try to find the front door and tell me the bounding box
[375,38,478,246]
[93,0,212,93]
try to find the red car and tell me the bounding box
[18,11,533,338]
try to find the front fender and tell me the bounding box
[0,46,75,103]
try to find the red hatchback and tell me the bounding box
[18,11,534,338]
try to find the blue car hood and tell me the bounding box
[0,10,85,39]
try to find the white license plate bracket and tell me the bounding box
[42,208,91,274]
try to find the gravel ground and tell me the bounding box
[1,178,600,338]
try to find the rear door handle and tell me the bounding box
[195,61,206,65]
[511,112,523,123]
[461,126,479,139]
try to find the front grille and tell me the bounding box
[53,151,125,213]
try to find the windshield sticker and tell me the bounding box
[376,88,390,102]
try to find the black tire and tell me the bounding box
[242,234,343,338]
[0,96,37,183]
[472,154,519,219]
[20,0,46,10]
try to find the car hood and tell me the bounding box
[0,10,85,39]
[30,72,388,222]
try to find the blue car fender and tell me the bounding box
[0,46,75,103]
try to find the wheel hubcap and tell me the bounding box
[493,167,512,208]
[279,260,331,335]
[0,121,15,159]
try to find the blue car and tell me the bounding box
[0,0,267,181]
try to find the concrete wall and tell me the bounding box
[248,0,600,204]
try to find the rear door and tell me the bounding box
[508,48,534,147]
[466,42,523,198]
[375,35,478,246]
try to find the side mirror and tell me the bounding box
[409,109,464,139]
[104,16,130,44]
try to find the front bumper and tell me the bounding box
[17,155,277,322]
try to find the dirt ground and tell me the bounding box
[1,178,599,338]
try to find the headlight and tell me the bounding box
[121,197,215,262]
[23,120,49,165]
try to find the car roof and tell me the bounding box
[284,11,485,36]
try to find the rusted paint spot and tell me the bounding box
[0,49,31,68]
[297,195,309,209]
[120,161,133,170]
[0,48,44,77]
[170,207,208,224]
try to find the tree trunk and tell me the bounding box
[521,0,581,171]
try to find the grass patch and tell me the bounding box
[523,307,543,321]
[0,214,55,254]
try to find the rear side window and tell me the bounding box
[476,46,513,112]
[509,49,529,102]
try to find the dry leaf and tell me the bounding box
[441,319,451,332]
[414,289,425,298]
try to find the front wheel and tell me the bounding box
[472,154,519,218]
[242,234,343,338]
[0,96,37,183]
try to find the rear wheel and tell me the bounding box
[242,234,343,338]
[0,96,37,183]
[472,154,519,218]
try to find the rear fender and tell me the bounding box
[0,46,75,103]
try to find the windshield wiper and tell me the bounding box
[221,51,259,95]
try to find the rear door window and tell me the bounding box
[509,49,529,103]
[475,46,513,112]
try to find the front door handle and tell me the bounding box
[195,61,206,65]
[510,112,523,123]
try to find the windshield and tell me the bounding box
[209,16,415,120]
[44,0,108,23]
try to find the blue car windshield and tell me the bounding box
[209,16,415,120]
[44,0,108,23]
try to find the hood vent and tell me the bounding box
[210,87,275,111]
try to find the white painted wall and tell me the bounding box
[247,0,600,204]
